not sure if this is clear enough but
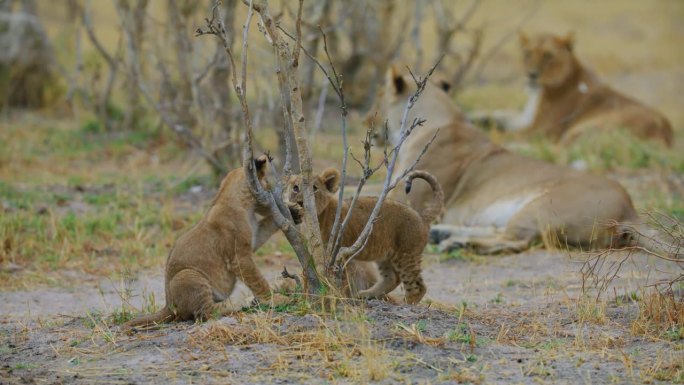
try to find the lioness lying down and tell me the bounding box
[124,156,289,329]
[492,32,673,146]
[375,66,649,254]
[288,168,444,304]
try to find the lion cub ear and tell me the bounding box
[386,65,406,95]
[319,168,340,193]
[556,32,574,51]
[253,155,269,179]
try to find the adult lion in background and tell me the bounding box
[375,66,652,254]
[492,32,673,147]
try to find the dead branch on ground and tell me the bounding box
[580,214,683,300]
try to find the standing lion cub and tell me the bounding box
[124,156,290,329]
[288,168,444,304]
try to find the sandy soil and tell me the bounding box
[1,247,681,384]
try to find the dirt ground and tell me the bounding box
[2,243,681,384]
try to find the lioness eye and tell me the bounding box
[543,52,552,61]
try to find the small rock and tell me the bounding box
[570,159,588,171]
[190,185,203,194]
[2,262,22,273]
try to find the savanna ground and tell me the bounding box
[2,1,684,384]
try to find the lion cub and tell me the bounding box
[288,168,444,304]
[124,156,289,329]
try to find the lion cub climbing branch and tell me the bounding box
[288,168,444,304]
[124,156,290,329]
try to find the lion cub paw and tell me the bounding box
[269,293,292,307]
[287,202,304,225]
[273,277,298,294]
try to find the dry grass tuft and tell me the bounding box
[632,288,684,341]
[186,307,393,382]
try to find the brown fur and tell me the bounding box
[123,157,290,329]
[373,65,645,254]
[517,32,673,146]
[288,169,444,304]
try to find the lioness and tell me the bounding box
[124,156,290,329]
[498,32,673,146]
[375,66,645,254]
[288,168,444,304]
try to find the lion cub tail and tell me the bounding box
[405,170,444,225]
[122,307,175,331]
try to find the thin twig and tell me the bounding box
[335,57,444,272]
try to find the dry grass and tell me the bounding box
[632,288,684,341]
[186,307,393,382]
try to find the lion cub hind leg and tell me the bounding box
[356,260,400,301]
[234,249,292,307]
[167,269,221,321]
[394,255,426,304]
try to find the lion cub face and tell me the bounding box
[286,168,340,216]
[519,32,576,88]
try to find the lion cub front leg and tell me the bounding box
[234,245,291,307]
[356,260,400,300]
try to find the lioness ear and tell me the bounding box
[518,31,529,47]
[557,32,574,51]
[253,155,269,179]
[386,65,406,94]
[320,167,340,193]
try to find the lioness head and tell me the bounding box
[363,66,457,147]
[287,168,340,216]
[519,32,577,88]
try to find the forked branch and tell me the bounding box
[197,0,323,293]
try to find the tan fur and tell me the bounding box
[124,157,290,329]
[287,168,444,304]
[516,32,673,146]
[373,66,644,254]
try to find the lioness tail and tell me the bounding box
[619,222,682,258]
[405,170,444,225]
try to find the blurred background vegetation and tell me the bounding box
[0,0,682,288]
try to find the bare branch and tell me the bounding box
[292,0,303,68]
[199,0,324,294]
[281,266,302,290]
[82,1,119,131]
[580,214,683,297]
[470,0,542,83]
[334,58,443,269]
